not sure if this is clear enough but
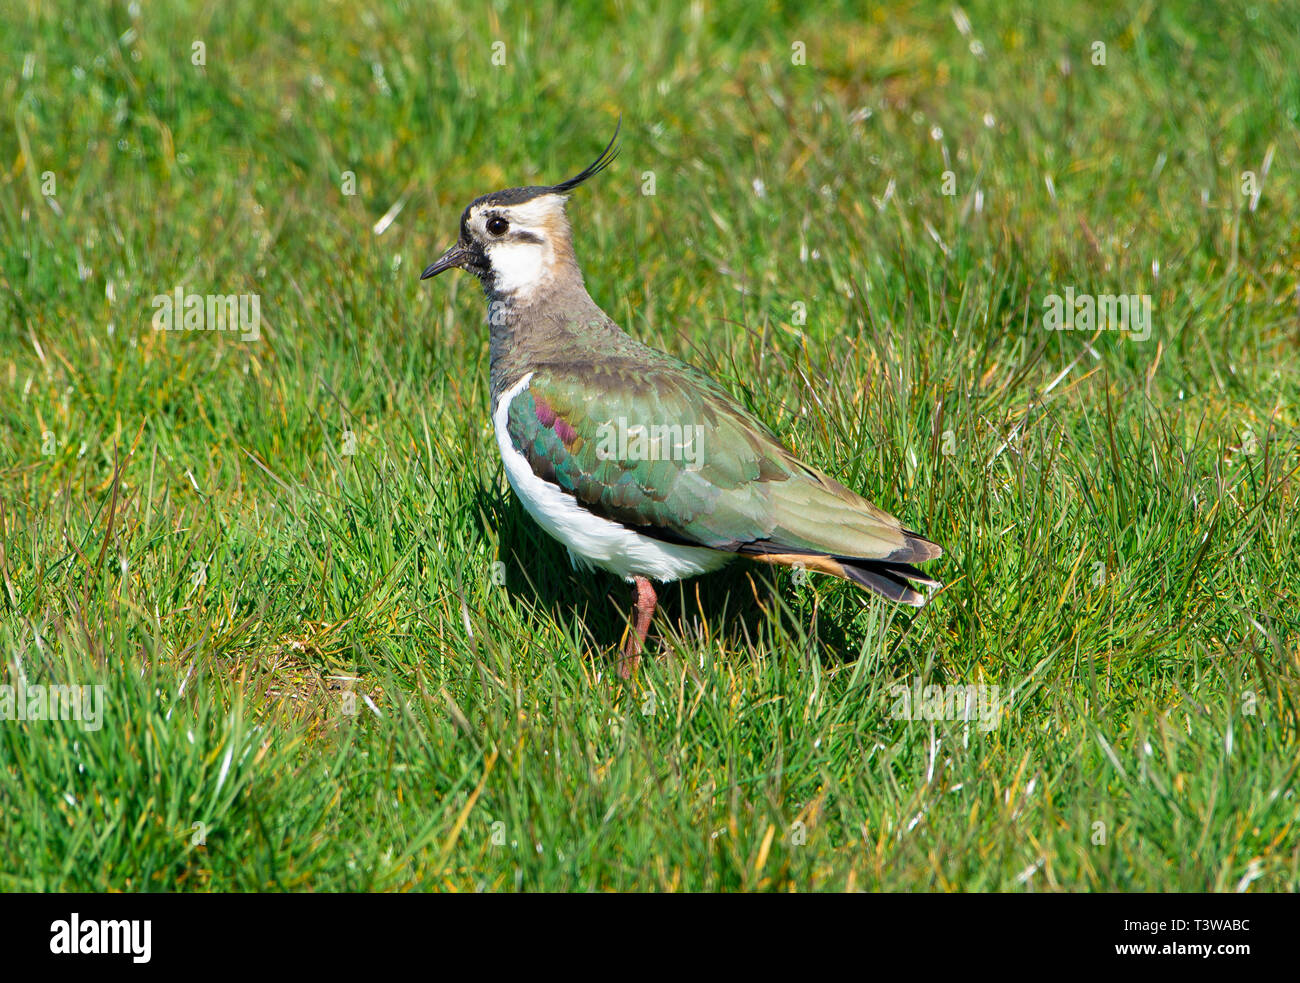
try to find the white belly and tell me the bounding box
[493,373,733,583]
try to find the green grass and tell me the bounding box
[1,0,1298,891]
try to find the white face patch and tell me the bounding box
[486,239,549,296]
[468,193,571,300]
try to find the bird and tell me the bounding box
[421,121,942,678]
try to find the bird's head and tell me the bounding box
[421,120,620,305]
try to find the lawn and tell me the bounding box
[1,0,1297,891]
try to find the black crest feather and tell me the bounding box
[466,118,622,210]
[549,116,621,195]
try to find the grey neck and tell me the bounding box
[484,278,630,409]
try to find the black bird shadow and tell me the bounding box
[468,487,872,671]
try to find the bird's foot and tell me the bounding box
[616,576,657,679]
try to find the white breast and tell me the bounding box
[493,373,733,583]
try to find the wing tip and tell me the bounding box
[897,528,943,563]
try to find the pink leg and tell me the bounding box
[618,576,658,679]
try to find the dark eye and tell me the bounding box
[486,216,509,236]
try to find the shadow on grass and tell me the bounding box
[471,486,877,673]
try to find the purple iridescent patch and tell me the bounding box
[554,417,579,445]
[533,394,558,428]
[533,392,579,445]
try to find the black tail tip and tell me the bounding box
[842,559,941,607]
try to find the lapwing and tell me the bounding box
[421,122,942,678]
